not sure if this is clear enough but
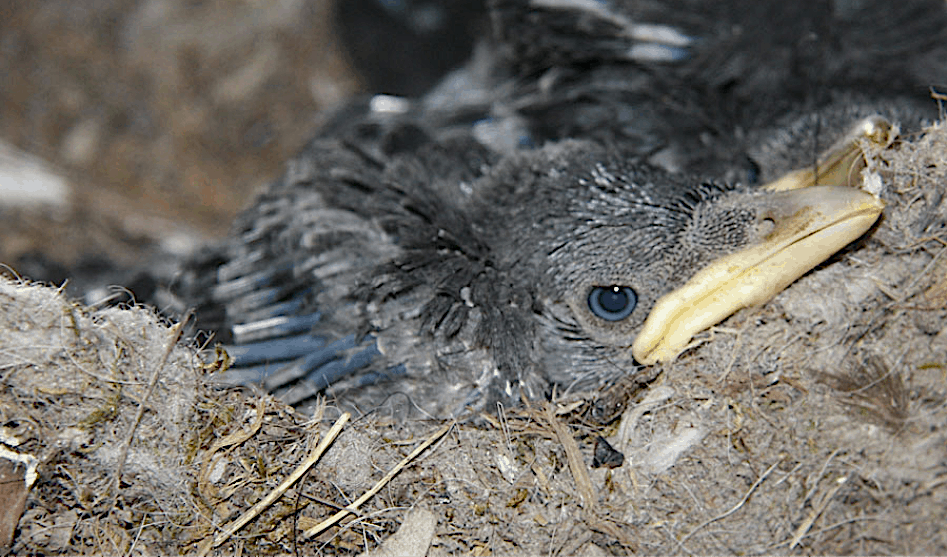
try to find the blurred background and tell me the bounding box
[0,0,485,292]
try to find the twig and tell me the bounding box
[197,412,351,556]
[542,403,637,548]
[543,402,595,510]
[678,458,782,548]
[108,319,186,506]
[302,420,453,539]
[803,449,840,506]
[789,475,848,549]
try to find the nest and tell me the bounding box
[1,118,946,555]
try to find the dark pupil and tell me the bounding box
[600,288,628,312]
[588,285,637,321]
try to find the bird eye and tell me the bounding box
[587,286,637,321]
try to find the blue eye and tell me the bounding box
[587,286,638,321]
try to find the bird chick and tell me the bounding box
[172,110,891,419]
[170,0,945,419]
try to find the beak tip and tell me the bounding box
[631,335,669,366]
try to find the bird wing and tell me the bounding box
[174,114,518,416]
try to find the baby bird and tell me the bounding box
[171,0,946,418]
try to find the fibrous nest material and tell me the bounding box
[1,117,946,555]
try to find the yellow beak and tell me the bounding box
[632,116,893,365]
